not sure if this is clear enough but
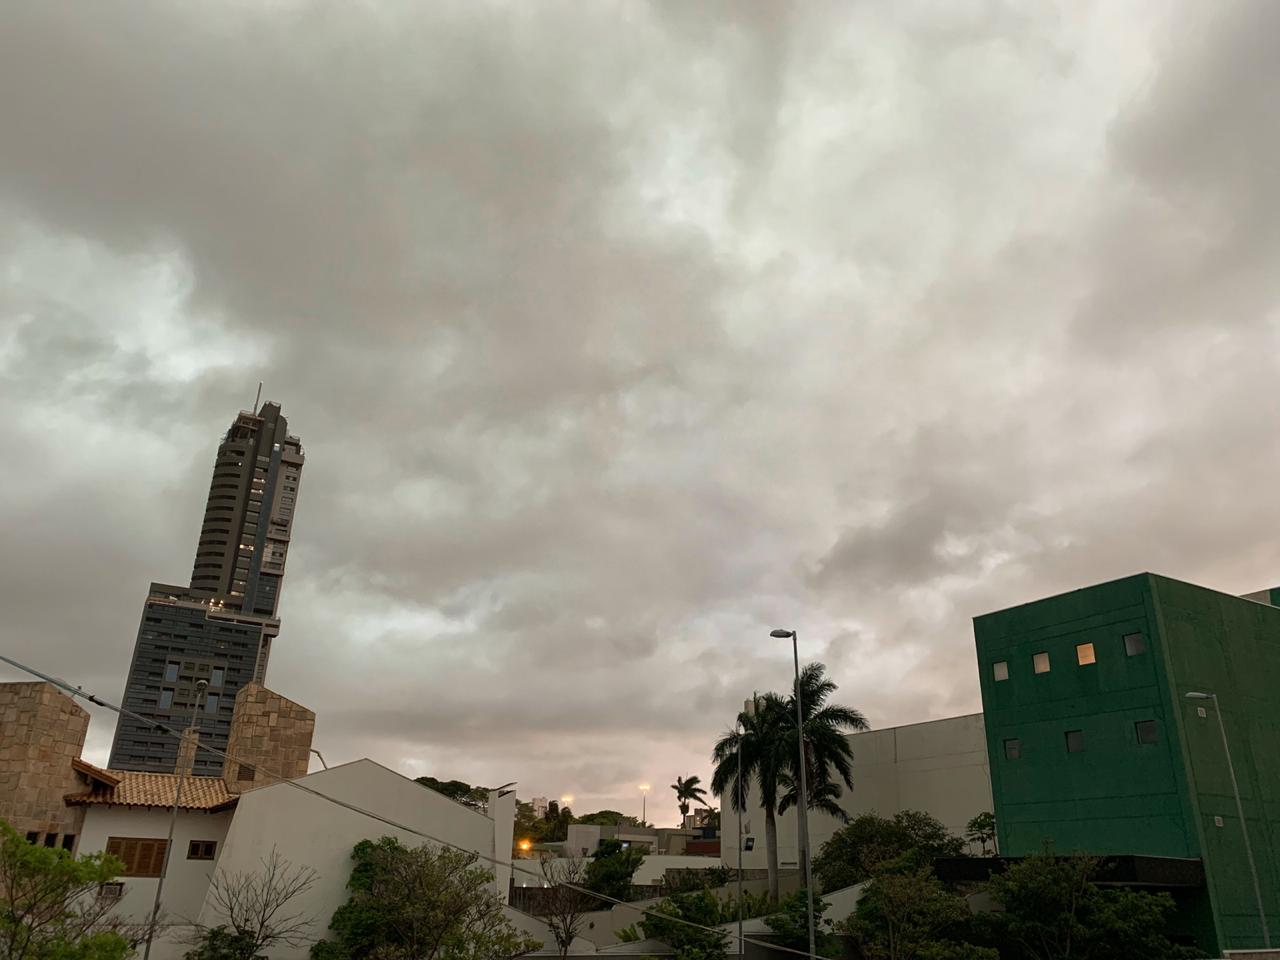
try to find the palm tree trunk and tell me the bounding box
[764,805,779,904]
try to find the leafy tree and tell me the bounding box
[310,836,539,960]
[0,821,135,960]
[965,814,996,856]
[777,773,849,824]
[414,777,489,811]
[640,890,728,960]
[187,848,318,960]
[535,857,594,958]
[572,811,640,827]
[664,867,730,895]
[813,811,964,892]
[983,854,1200,960]
[844,867,995,960]
[583,840,645,902]
[670,777,709,822]
[713,664,865,903]
[764,889,840,957]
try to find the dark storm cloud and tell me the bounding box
[3,0,1280,820]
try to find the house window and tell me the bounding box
[26,832,39,844]
[1076,643,1096,666]
[1124,633,1146,656]
[237,764,256,782]
[43,834,57,848]
[98,882,124,901]
[1033,652,1051,674]
[993,661,1009,682]
[1003,738,1021,760]
[1065,730,1085,753]
[62,835,76,851]
[105,838,169,878]
[1135,720,1159,745]
[187,840,218,860]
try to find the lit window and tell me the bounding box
[1003,738,1021,760]
[1065,730,1084,753]
[1124,633,1146,656]
[1076,643,1096,666]
[993,661,1009,682]
[1135,720,1158,745]
[1033,652,1051,674]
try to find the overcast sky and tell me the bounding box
[3,1,1279,826]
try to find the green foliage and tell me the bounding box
[584,840,646,902]
[640,891,728,960]
[0,820,133,960]
[983,855,1200,960]
[964,814,996,856]
[311,836,539,960]
[614,925,642,943]
[813,810,965,891]
[844,867,995,960]
[183,927,260,960]
[663,867,731,895]
[573,810,640,827]
[763,890,840,956]
[414,776,490,811]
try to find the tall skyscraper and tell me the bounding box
[108,401,305,774]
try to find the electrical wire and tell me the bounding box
[0,652,836,960]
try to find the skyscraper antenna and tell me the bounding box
[254,381,263,413]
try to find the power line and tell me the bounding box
[0,652,835,960]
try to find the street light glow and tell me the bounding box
[518,839,532,851]
[560,795,574,805]
[638,783,650,792]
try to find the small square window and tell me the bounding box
[1124,633,1146,656]
[993,661,1009,682]
[62,834,76,851]
[1065,730,1085,753]
[1135,720,1159,745]
[187,840,217,860]
[1033,652,1051,674]
[1214,816,1224,828]
[43,834,57,848]
[25,832,39,844]
[237,764,256,782]
[1076,643,1096,666]
[1003,738,1021,760]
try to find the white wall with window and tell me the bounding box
[76,805,234,935]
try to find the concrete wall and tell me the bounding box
[722,713,993,871]
[77,804,234,951]
[197,758,516,960]
[0,681,89,844]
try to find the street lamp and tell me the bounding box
[771,628,816,960]
[638,784,650,826]
[1185,692,1270,948]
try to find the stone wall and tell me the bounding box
[0,682,89,844]
[222,683,315,794]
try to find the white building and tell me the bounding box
[722,713,993,871]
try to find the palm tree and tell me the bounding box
[712,662,867,903]
[712,692,791,903]
[671,775,708,824]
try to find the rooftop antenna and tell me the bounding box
[253,381,263,413]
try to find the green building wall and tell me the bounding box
[975,573,1280,953]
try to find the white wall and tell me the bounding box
[77,804,234,956]
[722,713,993,870]
[196,758,516,960]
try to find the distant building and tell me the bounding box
[109,401,304,774]
[531,796,549,818]
[976,573,1280,955]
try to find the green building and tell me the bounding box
[975,573,1279,954]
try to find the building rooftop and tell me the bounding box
[65,760,237,811]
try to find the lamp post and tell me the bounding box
[144,679,208,960]
[771,628,815,960]
[1185,691,1270,948]
[738,695,757,960]
[639,784,650,827]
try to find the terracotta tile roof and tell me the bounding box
[65,770,237,811]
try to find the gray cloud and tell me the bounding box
[3,0,1280,822]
